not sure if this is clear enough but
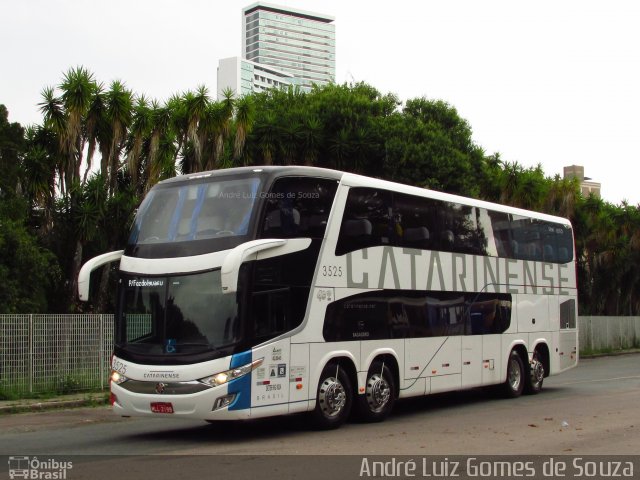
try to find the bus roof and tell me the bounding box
[157,166,343,185]
[339,171,572,226]
[158,166,571,226]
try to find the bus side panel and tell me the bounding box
[289,343,310,413]
[251,338,291,414]
[559,331,578,370]
[516,293,550,333]
[462,336,483,388]
[482,334,503,385]
[426,336,462,394]
[398,377,427,398]
[405,337,462,394]
[404,337,448,380]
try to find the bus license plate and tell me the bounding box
[150,402,174,414]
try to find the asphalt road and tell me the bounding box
[1,354,638,459]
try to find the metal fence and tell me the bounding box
[1,314,639,397]
[0,314,113,396]
[579,316,640,351]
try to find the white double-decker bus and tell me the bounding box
[79,166,578,428]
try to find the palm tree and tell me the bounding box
[253,110,279,165]
[184,86,210,171]
[104,80,133,193]
[125,95,152,185]
[215,89,235,166]
[21,126,59,231]
[60,67,97,187]
[300,116,322,166]
[147,100,174,189]
[83,83,107,184]
[327,127,352,170]
[233,95,255,162]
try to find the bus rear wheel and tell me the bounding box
[525,351,545,394]
[312,363,353,429]
[503,350,525,398]
[357,361,396,422]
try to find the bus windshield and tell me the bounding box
[117,270,240,357]
[128,176,262,247]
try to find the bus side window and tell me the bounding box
[252,288,290,340]
[261,177,338,239]
[336,188,393,255]
[467,293,512,335]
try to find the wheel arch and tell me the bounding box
[532,341,551,378]
[311,352,359,403]
[366,352,400,399]
[508,342,529,381]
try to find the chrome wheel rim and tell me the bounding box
[531,358,544,385]
[318,376,346,418]
[366,373,391,413]
[508,358,522,391]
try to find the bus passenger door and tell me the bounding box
[558,297,578,371]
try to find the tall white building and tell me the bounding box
[242,2,335,90]
[217,2,335,99]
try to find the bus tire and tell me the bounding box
[525,350,545,394]
[503,350,525,398]
[357,361,396,422]
[312,363,353,429]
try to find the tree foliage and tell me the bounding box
[0,106,61,312]
[1,67,639,315]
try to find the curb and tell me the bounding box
[0,396,109,415]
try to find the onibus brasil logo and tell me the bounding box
[8,456,72,479]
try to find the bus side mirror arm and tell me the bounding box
[78,250,124,301]
[221,239,288,294]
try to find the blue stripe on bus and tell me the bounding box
[228,350,252,411]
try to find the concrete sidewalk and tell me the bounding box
[0,392,109,414]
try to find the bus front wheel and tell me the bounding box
[503,350,525,398]
[312,363,353,429]
[357,361,396,422]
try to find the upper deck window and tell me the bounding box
[336,187,573,263]
[126,176,263,258]
[260,177,338,239]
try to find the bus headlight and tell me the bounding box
[199,358,263,387]
[111,370,128,385]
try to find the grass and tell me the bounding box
[0,378,108,401]
[0,369,109,400]
[579,346,640,357]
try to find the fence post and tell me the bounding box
[99,315,105,390]
[28,314,33,394]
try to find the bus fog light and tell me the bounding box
[213,394,236,410]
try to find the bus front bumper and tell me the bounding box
[110,381,251,421]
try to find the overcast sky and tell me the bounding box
[1,0,638,205]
